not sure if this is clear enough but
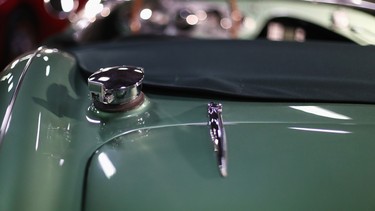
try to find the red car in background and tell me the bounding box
[0,0,86,69]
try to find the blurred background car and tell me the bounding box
[2,0,375,70]
[41,0,375,51]
[0,0,86,69]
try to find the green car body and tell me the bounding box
[1,0,375,210]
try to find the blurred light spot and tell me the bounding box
[62,0,74,12]
[332,10,349,29]
[43,56,49,61]
[243,17,256,31]
[85,0,104,18]
[196,10,207,21]
[220,18,232,29]
[140,8,152,20]
[294,28,306,42]
[100,7,111,17]
[151,11,169,25]
[231,10,242,22]
[76,19,90,29]
[267,22,284,41]
[186,14,199,25]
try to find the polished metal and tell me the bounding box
[88,66,144,112]
[208,102,228,177]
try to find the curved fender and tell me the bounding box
[0,47,101,211]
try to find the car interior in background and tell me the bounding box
[1,0,375,210]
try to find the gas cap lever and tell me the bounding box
[208,102,228,177]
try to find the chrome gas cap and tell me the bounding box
[88,66,145,112]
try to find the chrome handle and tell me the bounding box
[208,102,228,177]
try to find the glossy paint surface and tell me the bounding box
[84,101,375,211]
[1,49,375,210]
[0,53,31,140]
[0,48,95,211]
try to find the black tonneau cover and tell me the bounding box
[71,38,375,103]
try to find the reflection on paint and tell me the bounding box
[45,65,51,76]
[35,112,42,151]
[98,152,116,179]
[7,82,13,93]
[86,115,101,124]
[10,59,19,69]
[59,159,65,166]
[2,73,15,93]
[289,127,351,134]
[97,76,110,82]
[290,106,351,120]
[0,73,11,81]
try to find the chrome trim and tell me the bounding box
[208,102,228,177]
[88,66,145,112]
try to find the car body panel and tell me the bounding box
[1,48,375,210]
[86,122,375,210]
[1,1,375,210]
[0,53,31,128]
[0,48,90,211]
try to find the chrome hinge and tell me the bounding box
[208,102,228,177]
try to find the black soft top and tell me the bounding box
[71,38,375,103]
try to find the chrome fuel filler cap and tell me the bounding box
[88,66,145,112]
